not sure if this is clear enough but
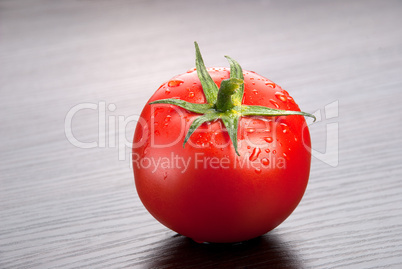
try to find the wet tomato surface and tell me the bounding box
[133,43,313,243]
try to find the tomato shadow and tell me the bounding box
[147,232,303,268]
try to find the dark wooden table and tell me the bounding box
[1,0,402,268]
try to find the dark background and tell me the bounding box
[1,0,402,268]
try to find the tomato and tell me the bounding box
[133,42,314,243]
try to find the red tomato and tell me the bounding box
[133,43,313,243]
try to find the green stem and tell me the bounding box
[149,42,316,156]
[215,78,243,112]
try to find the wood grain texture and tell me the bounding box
[1,0,402,268]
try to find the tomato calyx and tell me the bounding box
[149,42,316,156]
[214,78,243,112]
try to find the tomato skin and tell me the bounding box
[133,67,311,243]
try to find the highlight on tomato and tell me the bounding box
[133,42,315,243]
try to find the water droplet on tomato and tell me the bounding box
[252,89,258,94]
[143,144,149,155]
[272,150,276,154]
[275,92,287,102]
[249,148,261,161]
[188,92,195,98]
[287,96,295,104]
[165,89,171,94]
[283,152,289,160]
[261,158,270,166]
[294,136,298,142]
[168,79,184,87]
[265,82,276,88]
[246,128,255,133]
[264,137,273,143]
[251,82,256,86]
[269,99,280,109]
[255,168,262,174]
[265,149,270,153]
[163,115,172,126]
[280,123,289,133]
